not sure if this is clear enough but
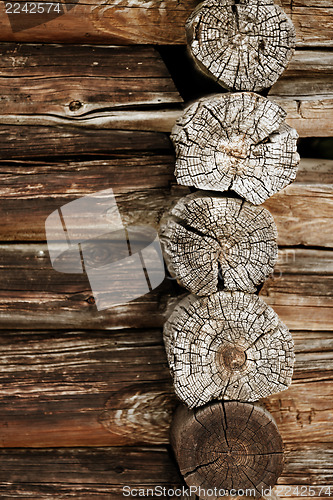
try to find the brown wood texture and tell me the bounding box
[0,447,183,499]
[0,44,182,114]
[0,328,331,448]
[0,246,332,330]
[0,0,331,46]
[170,402,284,497]
[0,44,332,137]
[0,156,332,246]
[0,446,330,500]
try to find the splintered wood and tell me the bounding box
[186,0,296,92]
[171,402,284,497]
[159,193,278,294]
[164,292,294,408]
[171,93,299,205]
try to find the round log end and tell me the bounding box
[186,0,296,92]
[163,291,294,408]
[171,401,284,499]
[171,93,299,204]
[159,193,278,296]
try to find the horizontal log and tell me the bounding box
[0,127,174,159]
[0,445,330,500]
[271,95,333,137]
[0,44,182,116]
[263,180,333,248]
[0,157,332,246]
[0,328,331,447]
[269,50,333,96]
[0,447,182,499]
[0,45,332,137]
[0,0,331,46]
[0,245,332,330]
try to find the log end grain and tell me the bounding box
[171,401,284,498]
[186,0,296,92]
[164,292,295,408]
[159,193,278,295]
[171,93,300,204]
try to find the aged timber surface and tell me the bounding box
[0,329,331,447]
[0,246,332,330]
[0,157,332,246]
[0,0,331,46]
[0,45,332,136]
[0,446,330,500]
[0,44,182,114]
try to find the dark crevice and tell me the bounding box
[217,261,225,290]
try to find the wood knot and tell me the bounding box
[69,100,82,112]
[218,345,247,372]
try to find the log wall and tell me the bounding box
[0,3,332,497]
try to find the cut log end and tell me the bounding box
[163,292,294,408]
[171,93,299,204]
[186,0,296,92]
[159,193,278,295]
[171,402,284,499]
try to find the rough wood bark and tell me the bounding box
[171,93,299,204]
[159,193,278,295]
[0,0,330,46]
[186,0,296,92]
[171,402,284,498]
[164,292,294,407]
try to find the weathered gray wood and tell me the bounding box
[269,51,333,96]
[164,292,294,407]
[171,402,284,498]
[0,44,331,137]
[186,0,296,92]
[271,95,333,137]
[159,193,278,294]
[171,93,299,204]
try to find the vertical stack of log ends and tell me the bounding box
[159,0,301,498]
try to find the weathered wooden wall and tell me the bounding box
[0,0,331,46]
[0,2,332,497]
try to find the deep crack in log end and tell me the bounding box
[186,0,296,92]
[171,401,284,498]
[159,193,278,296]
[163,291,294,408]
[171,93,300,204]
